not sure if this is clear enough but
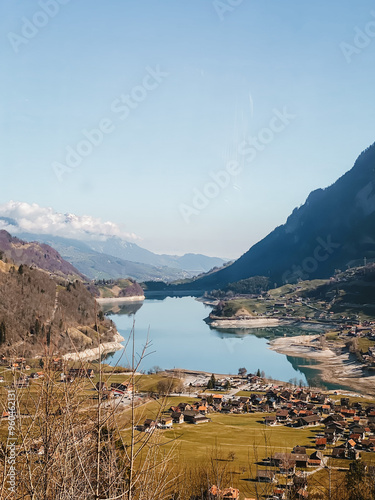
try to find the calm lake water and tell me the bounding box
[104,296,338,388]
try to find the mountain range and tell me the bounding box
[1,232,227,282]
[176,141,375,290]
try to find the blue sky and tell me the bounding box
[1,0,375,258]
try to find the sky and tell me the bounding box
[1,0,375,259]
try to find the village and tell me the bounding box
[2,355,375,499]
[134,372,375,500]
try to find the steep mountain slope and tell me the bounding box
[0,230,85,280]
[179,142,375,290]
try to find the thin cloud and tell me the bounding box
[0,201,140,242]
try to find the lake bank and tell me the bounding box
[207,316,336,330]
[63,332,125,362]
[97,295,145,304]
[269,335,375,397]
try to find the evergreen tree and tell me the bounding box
[47,326,51,348]
[0,321,5,344]
[207,373,216,390]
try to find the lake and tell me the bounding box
[104,296,338,388]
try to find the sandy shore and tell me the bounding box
[208,317,289,328]
[269,335,375,397]
[97,296,145,304]
[63,332,125,362]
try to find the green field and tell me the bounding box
[117,395,327,496]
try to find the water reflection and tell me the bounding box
[101,301,143,316]
[103,296,347,389]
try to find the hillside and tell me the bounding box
[0,230,85,280]
[0,233,119,357]
[0,258,116,358]
[178,141,375,291]
[211,263,375,323]
[93,278,144,299]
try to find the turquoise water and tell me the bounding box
[105,296,337,387]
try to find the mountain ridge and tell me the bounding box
[176,141,375,290]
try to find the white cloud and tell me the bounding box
[0,201,140,242]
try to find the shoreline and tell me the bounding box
[97,295,145,304]
[207,316,334,330]
[63,332,125,362]
[269,335,375,398]
[208,317,283,328]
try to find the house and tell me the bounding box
[332,445,347,459]
[68,368,94,378]
[273,487,286,499]
[239,396,249,404]
[178,402,191,411]
[13,379,29,389]
[213,394,224,404]
[295,414,321,427]
[256,470,277,483]
[171,411,184,424]
[322,414,345,425]
[158,417,173,429]
[220,487,240,499]
[315,437,327,450]
[264,415,277,426]
[183,410,210,424]
[110,382,133,394]
[209,485,239,499]
[361,438,375,451]
[197,404,208,414]
[320,404,331,414]
[272,452,308,469]
[276,409,289,421]
[144,419,157,431]
[309,451,324,467]
[293,446,306,455]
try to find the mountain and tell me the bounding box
[62,235,227,274]
[12,233,190,282]
[9,232,226,281]
[177,142,375,291]
[0,230,85,280]
[0,234,117,357]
